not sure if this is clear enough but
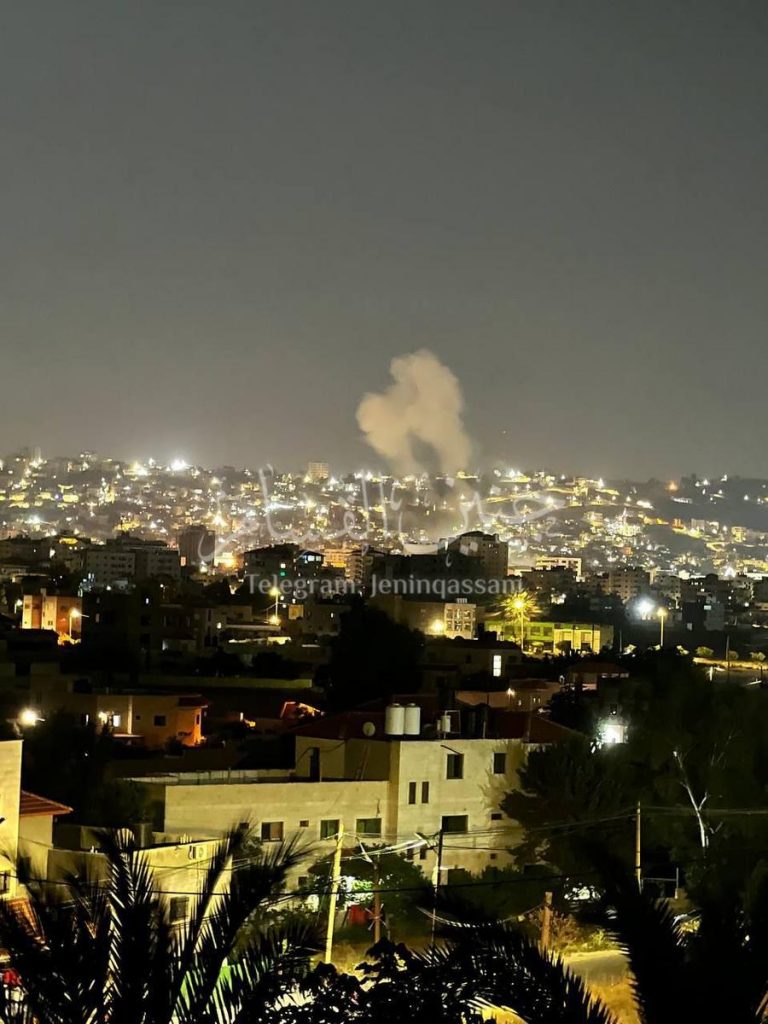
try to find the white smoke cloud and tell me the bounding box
[356,349,472,474]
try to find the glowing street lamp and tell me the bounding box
[505,591,537,650]
[269,586,280,624]
[657,607,667,647]
[430,619,446,635]
[19,708,40,728]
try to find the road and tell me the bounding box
[566,949,627,985]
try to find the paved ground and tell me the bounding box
[566,949,628,985]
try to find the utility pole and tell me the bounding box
[324,822,344,964]
[430,829,445,947]
[372,860,382,944]
[541,890,553,949]
[635,801,642,890]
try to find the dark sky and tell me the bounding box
[1,1,766,479]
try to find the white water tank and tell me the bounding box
[385,703,405,736]
[439,712,451,736]
[404,703,421,736]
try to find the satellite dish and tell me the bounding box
[362,721,377,737]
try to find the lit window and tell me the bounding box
[492,654,502,678]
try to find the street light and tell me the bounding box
[506,591,537,650]
[657,607,667,647]
[269,586,280,624]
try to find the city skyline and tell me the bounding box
[2,1,767,477]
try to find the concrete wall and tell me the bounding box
[18,814,54,883]
[0,741,22,899]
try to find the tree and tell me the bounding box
[283,861,768,1024]
[308,846,430,937]
[20,711,151,827]
[0,826,316,1024]
[322,602,424,708]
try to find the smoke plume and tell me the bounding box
[356,350,472,474]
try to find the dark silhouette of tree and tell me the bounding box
[322,602,424,709]
[0,826,315,1024]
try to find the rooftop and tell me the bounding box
[20,790,72,818]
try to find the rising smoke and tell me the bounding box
[356,349,472,474]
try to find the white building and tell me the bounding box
[127,706,572,883]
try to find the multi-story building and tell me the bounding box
[22,593,83,637]
[306,462,330,484]
[83,536,180,585]
[534,555,583,578]
[446,531,509,579]
[127,704,573,882]
[606,567,650,603]
[29,676,207,747]
[372,594,477,640]
[178,525,216,570]
[525,620,614,654]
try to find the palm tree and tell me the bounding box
[404,866,768,1023]
[282,862,768,1024]
[0,825,317,1024]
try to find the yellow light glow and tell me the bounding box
[19,708,39,727]
[430,619,445,634]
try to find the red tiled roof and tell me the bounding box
[19,791,72,818]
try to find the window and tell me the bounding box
[493,752,506,775]
[491,812,503,821]
[169,896,189,923]
[441,815,468,835]
[153,715,167,727]
[356,817,382,837]
[298,875,310,889]
[299,819,310,828]
[419,846,427,861]
[492,653,502,678]
[111,714,121,729]
[421,781,430,804]
[408,782,417,805]
[0,873,9,895]
[446,753,464,779]
[320,819,340,840]
[406,846,414,861]
[260,821,284,842]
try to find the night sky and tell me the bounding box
[1,1,766,478]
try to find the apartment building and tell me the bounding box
[127,704,572,883]
[29,676,207,747]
